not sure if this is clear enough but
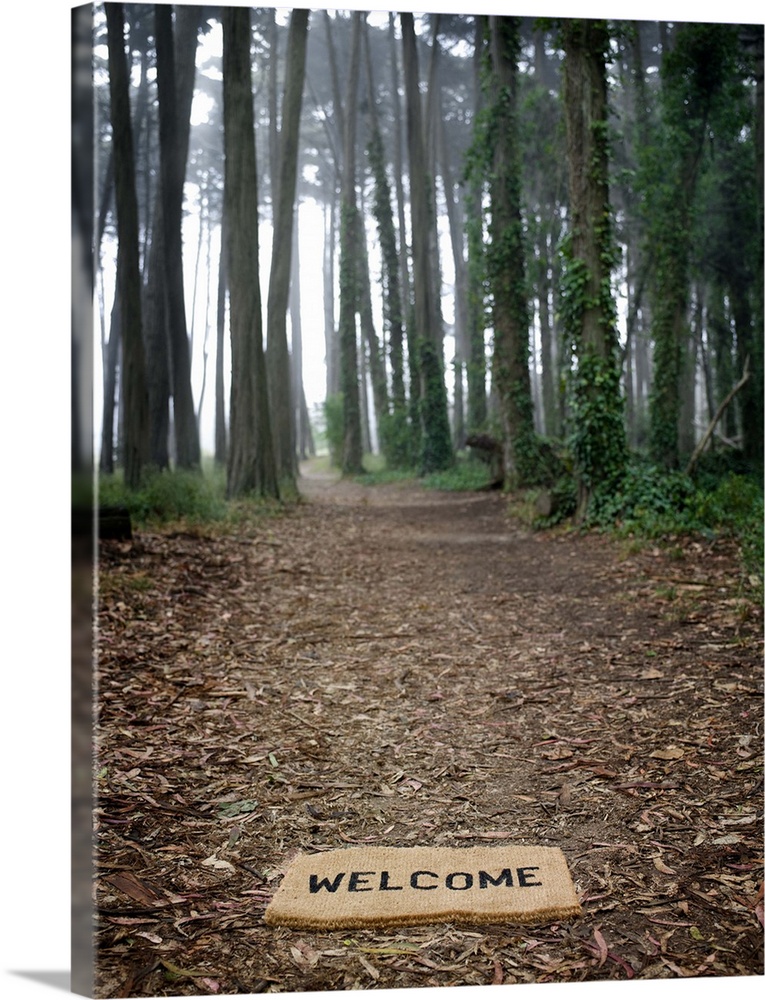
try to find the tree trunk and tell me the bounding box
[486,16,537,488]
[142,192,171,469]
[105,3,148,490]
[401,11,452,474]
[465,16,487,435]
[323,184,340,398]
[222,6,279,499]
[266,8,310,487]
[267,7,280,215]
[363,19,408,465]
[338,11,365,475]
[214,213,227,467]
[289,213,309,461]
[388,11,416,455]
[561,19,626,520]
[356,199,389,449]
[154,4,200,469]
[436,67,469,449]
[99,295,121,474]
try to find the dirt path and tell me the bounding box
[94,469,763,996]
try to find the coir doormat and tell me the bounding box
[264,845,581,930]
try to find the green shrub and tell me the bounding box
[586,463,696,534]
[98,467,227,526]
[581,459,762,593]
[690,474,763,580]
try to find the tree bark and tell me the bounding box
[142,192,171,469]
[214,213,227,467]
[561,19,626,520]
[363,19,408,464]
[154,4,201,469]
[222,6,279,499]
[338,11,365,475]
[105,3,148,490]
[465,16,487,435]
[266,8,310,487]
[289,213,309,461]
[486,16,536,487]
[401,11,452,474]
[323,184,340,398]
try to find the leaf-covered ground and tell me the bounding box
[93,465,763,997]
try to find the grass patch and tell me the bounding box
[97,463,296,532]
[99,467,228,527]
[422,459,494,492]
[354,466,417,487]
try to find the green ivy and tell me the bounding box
[568,352,627,494]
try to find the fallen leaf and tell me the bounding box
[652,856,677,875]
[357,953,380,980]
[290,940,320,970]
[201,855,236,872]
[217,799,259,818]
[649,746,685,760]
[105,872,168,907]
[593,927,609,967]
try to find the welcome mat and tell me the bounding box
[264,845,581,930]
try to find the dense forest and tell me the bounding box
[81,3,763,527]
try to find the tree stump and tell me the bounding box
[465,433,504,488]
[72,505,133,541]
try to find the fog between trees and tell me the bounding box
[88,5,763,514]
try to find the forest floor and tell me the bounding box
[94,461,763,997]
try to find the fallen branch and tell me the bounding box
[685,355,750,477]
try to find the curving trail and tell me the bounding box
[93,463,763,996]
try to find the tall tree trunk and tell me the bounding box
[105,3,148,490]
[561,19,626,520]
[222,6,279,499]
[356,201,388,444]
[338,11,365,474]
[538,234,558,438]
[388,11,415,449]
[363,19,408,465]
[195,187,214,435]
[424,15,444,343]
[267,7,280,215]
[142,192,171,469]
[289,213,307,461]
[154,4,201,469]
[323,182,340,398]
[401,11,452,474]
[437,77,469,449]
[99,297,121,474]
[214,214,227,467]
[465,15,487,435]
[486,16,537,487]
[266,8,310,487]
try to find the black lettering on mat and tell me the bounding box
[478,868,514,888]
[309,872,346,893]
[307,866,545,893]
[410,870,439,890]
